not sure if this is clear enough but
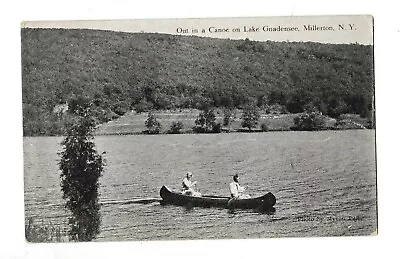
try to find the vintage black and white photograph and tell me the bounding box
[22,15,376,242]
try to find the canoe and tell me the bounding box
[159,185,276,211]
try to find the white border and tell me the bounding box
[1,1,399,258]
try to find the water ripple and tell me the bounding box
[24,131,376,240]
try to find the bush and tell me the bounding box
[193,126,206,133]
[169,121,184,134]
[292,112,325,131]
[335,114,369,129]
[212,122,222,133]
[261,123,269,132]
[25,218,68,242]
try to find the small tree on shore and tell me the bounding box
[59,100,104,241]
[145,112,161,134]
[223,108,234,130]
[194,108,216,133]
[241,104,260,131]
[261,122,269,132]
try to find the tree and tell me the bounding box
[257,95,268,108]
[192,94,212,110]
[134,99,153,113]
[68,96,91,115]
[154,93,177,110]
[145,112,161,134]
[268,90,287,106]
[286,90,313,113]
[194,108,216,133]
[58,102,104,241]
[348,94,370,118]
[241,104,260,131]
[112,101,130,116]
[326,97,350,118]
[223,108,234,128]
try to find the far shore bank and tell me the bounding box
[23,109,373,137]
[94,109,372,136]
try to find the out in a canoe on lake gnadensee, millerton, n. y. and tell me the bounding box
[22,16,376,242]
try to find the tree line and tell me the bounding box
[144,104,335,134]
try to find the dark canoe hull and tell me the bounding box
[159,186,276,211]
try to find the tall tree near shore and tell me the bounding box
[241,104,260,131]
[59,100,104,241]
[223,108,234,131]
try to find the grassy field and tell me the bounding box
[94,109,370,135]
[95,109,301,135]
[95,109,295,135]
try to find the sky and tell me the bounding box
[23,15,373,45]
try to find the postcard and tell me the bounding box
[21,15,376,243]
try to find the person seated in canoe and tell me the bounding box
[182,172,201,197]
[229,174,251,199]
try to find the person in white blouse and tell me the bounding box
[229,174,251,199]
[182,172,201,197]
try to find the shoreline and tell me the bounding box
[23,126,373,138]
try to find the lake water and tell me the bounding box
[24,130,377,241]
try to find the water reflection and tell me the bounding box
[183,206,194,213]
[259,207,276,215]
[228,207,276,215]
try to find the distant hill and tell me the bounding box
[21,28,374,136]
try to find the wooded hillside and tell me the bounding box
[21,28,374,136]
